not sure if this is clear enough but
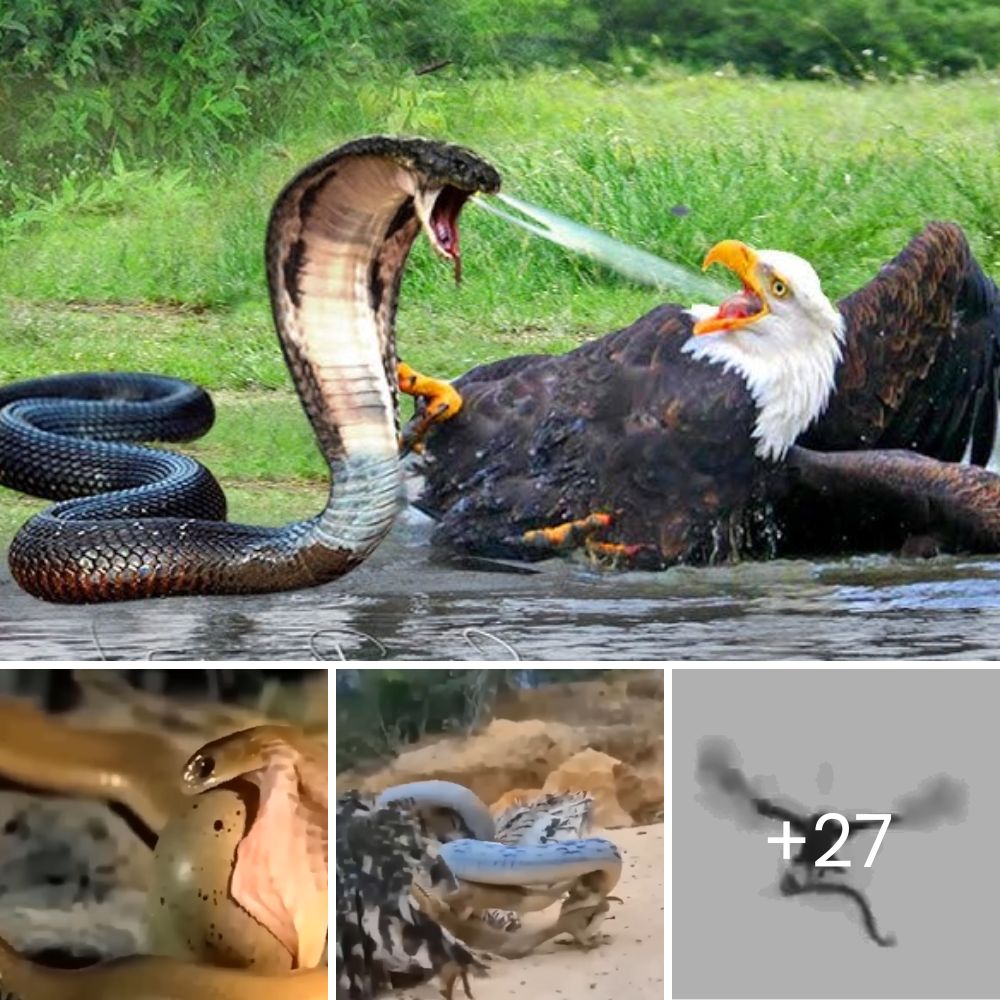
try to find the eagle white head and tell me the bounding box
[683,240,845,462]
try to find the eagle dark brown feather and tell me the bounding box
[417,304,780,565]
[780,445,1000,556]
[415,223,1000,564]
[801,222,1000,463]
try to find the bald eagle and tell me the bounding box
[412,222,1000,565]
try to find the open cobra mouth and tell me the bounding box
[430,184,472,284]
[421,184,472,283]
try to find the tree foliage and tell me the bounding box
[334,669,607,772]
[2,0,999,195]
[612,0,1000,79]
[1,1,371,161]
[334,669,501,772]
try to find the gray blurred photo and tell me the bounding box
[673,669,998,999]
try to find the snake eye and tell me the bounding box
[771,278,789,298]
[192,755,215,780]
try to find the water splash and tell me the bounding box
[471,191,731,302]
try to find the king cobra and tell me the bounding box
[0,709,329,998]
[0,137,500,602]
[337,779,623,998]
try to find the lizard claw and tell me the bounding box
[439,960,479,1000]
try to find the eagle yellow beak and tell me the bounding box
[693,239,770,335]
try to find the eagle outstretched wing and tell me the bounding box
[799,222,1000,463]
[749,797,809,832]
[695,736,810,832]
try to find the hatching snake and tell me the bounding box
[0,713,328,998]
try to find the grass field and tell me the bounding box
[3,67,1000,541]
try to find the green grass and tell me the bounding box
[3,67,1000,542]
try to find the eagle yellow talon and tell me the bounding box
[397,361,463,452]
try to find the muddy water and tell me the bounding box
[2,509,1000,660]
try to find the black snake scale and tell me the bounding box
[1,137,500,602]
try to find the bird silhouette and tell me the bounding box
[750,796,898,872]
[695,736,967,947]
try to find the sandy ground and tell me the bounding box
[396,824,663,1000]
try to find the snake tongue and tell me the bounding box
[418,184,470,284]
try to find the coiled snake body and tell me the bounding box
[0,709,329,997]
[1,137,500,602]
[337,780,623,998]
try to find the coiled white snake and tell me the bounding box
[337,779,623,998]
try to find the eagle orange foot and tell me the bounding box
[521,513,615,552]
[584,538,654,570]
[398,361,463,454]
[520,514,662,568]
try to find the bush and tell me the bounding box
[334,669,501,771]
[0,1,376,165]
[334,668,609,771]
[2,0,999,205]
[619,0,1000,79]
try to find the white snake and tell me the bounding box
[337,779,623,998]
